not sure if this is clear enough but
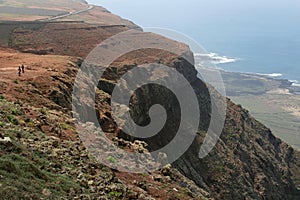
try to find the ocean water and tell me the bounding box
[195,33,300,86]
[88,0,300,84]
[189,8,300,86]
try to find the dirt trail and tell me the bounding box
[38,5,94,21]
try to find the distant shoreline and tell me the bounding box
[195,53,300,95]
[236,71,300,95]
[220,68,300,150]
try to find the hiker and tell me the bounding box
[21,64,25,73]
[18,66,21,76]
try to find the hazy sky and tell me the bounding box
[87,0,300,28]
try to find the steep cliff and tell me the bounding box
[0,1,299,200]
[94,47,300,199]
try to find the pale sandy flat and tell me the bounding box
[267,88,292,95]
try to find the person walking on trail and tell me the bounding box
[18,66,21,76]
[21,64,25,73]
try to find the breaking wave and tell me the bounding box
[290,80,300,87]
[194,53,237,65]
[256,73,283,78]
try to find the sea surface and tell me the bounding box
[194,33,300,86]
[89,0,300,85]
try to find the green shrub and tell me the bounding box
[0,160,19,174]
[6,114,13,122]
[61,123,75,130]
[0,186,20,200]
[0,154,81,199]
[11,108,17,115]
[6,115,19,125]
[26,120,34,127]
[31,82,37,87]
[39,108,48,115]
[109,191,122,198]
[12,118,19,125]
[107,156,118,164]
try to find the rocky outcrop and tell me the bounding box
[174,100,300,199]
[96,60,300,199]
[87,33,300,200]
[82,35,299,198]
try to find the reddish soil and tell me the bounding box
[116,171,195,200]
[0,47,78,140]
[9,22,130,58]
[0,47,72,101]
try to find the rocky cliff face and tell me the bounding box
[94,45,300,199]
[0,1,300,200]
[174,100,300,199]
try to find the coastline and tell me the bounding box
[244,72,300,95]
[195,52,300,95]
[216,68,300,150]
